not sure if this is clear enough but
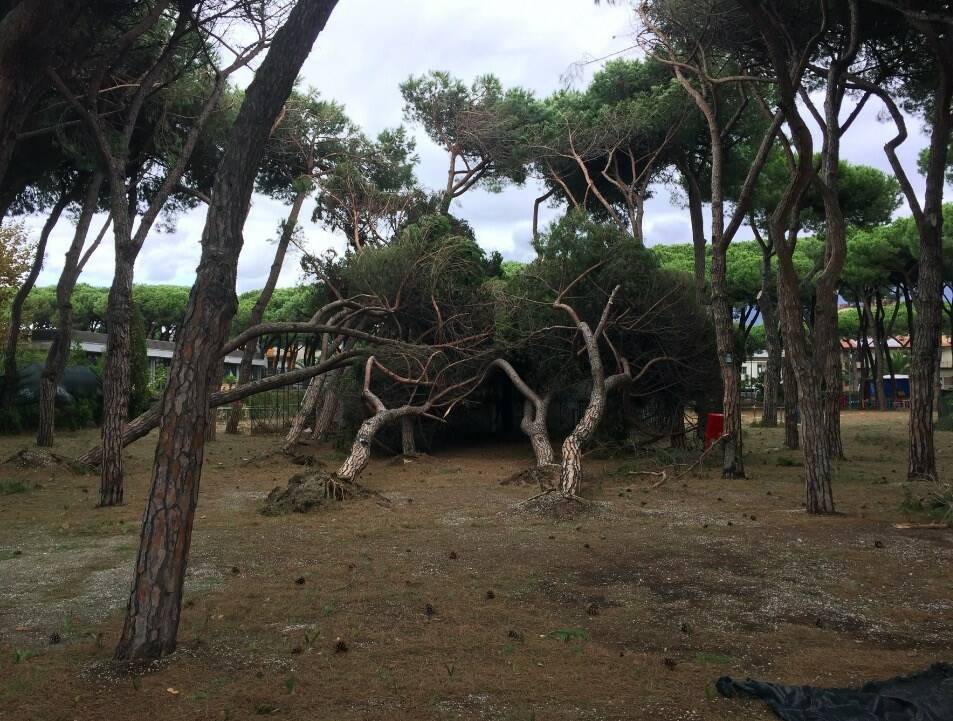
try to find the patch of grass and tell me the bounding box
[546,628,587,643]
[12,648,39,664]
[775,456,801,467]
[0,480,28,495]
[694,651,732,665]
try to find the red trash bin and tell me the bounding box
[704,412,724,449]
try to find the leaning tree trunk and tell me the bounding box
[36,174,104,447]
[520,397,554,467]
[554,291,616,497]
[283,373,326,450]
[114,0,339,661]
[225,188,305,434]
[490,359,554,467]
[310,375,340,441]
[1,190,69,410]
[336,408,418,483]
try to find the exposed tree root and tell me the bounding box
[4,448,89,473]
[511,488,608,521]
[261,471,389,515]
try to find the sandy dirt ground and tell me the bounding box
[0,411,950,720]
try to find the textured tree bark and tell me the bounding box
[678,160,708,303]
[98,237,135,507]
[490,359,554,467]
[737,0,840,513]
[225,188,305,434]
[757,245,780,428]
[783,347,800,450]
[823,331,845,460]
[115,0,340,661]
[310,378,339,441]
[36,173,104,447]
[866,296,888,410]
[1,190,70,410]
[554,294,613,497]
[204,362,224,441]
[283,373,326,450]
[400,416,417,457]
[907,49,951,481]
[711,245,745,478]
[521,398,554,466]
[336,408,421,483]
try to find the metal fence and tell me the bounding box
[214,370,308,433]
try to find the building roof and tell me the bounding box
[30,329,267,366]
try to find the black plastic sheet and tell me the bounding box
[716,663,953,721]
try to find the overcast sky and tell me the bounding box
[31,0,933,293]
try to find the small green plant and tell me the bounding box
[0,480,28,495]
[12,649,37,664]
[283,676,297,694]
[546,628,587,643]
[695,651,732,665]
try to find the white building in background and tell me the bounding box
[740,350,769,385]
[29,329,268,381]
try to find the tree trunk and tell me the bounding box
[400,415,417,457]
[36,173,104,447]
[555,294,614,497]
[490,359,554,467]
[758,249,780,427]
[823,330,845,460]
[907,49,951,481]
[114,0,339,661]
[679,161,707,303]
[204,362,224,441]
[520,397,554,467]
[225,189,305,434]
[711,244,744,478]
[909,243,943,480]
[867,296,888,410]
[310,380,339,441]
[782,347,799,450]
[98,239,135,507]
[1,190,70,410]
[336,409,417,483]
[283,373,325,450]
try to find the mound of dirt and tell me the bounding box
[261,471,382,515]
[3,448,86,473]
[500,464,558,488]
[508,491,611,521]
[261,472,333,515]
